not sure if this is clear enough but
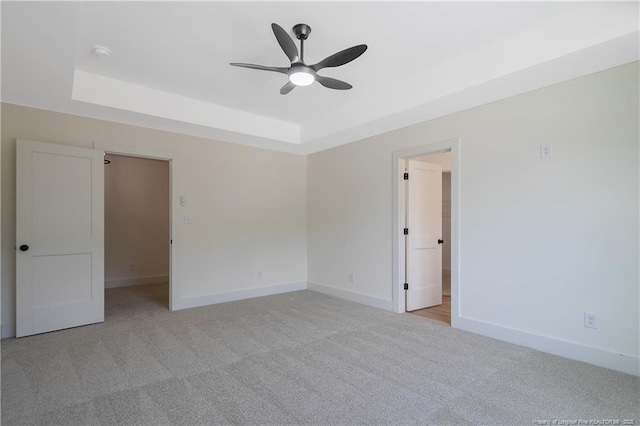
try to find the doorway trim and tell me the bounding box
[94,142,179,311]
[391,138,460,325]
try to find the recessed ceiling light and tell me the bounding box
[91,45,111,58]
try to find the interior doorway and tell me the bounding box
[404,152,451,324]
[392,138,459,326]
[104,154,170,314]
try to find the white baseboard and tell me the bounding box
[5,280,634,376]
[2,322,16,339]
[307,282,393,312]
[173,282,308,311]
[105,274,169,289]
[454,316,639,376]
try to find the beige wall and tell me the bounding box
[104,154,169,286]
[307,63,639,371]
[1,105,307,330]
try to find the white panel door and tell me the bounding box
[16,139,104,337]
[406,160,442,311]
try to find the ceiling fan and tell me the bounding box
[230,23,367,95]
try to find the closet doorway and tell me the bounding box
[104,154,170,315]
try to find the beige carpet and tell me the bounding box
[2,283,638,425]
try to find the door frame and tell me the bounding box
[94,142,179,311]
[392,138,459,325]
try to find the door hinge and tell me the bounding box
[403,228,408,235]
[404,283,409,290]
[170,239,172,244]
[403,172,409,180]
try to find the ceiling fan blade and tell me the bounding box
[280,81,296,95]
[230,63,288,74]
[315,75,352,90]
[271,23,299,63]
[312,44,367,71]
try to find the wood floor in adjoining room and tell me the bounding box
[408,273,451,325]
[409,295,451,325]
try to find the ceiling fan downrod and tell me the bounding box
[292,23,311,62]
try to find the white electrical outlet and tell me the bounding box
[257,270,263,280]
[349,272,355,283]
[540,144,552,158]
[181,215,192,224]
[584,312,598,329]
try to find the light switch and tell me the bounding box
[180,195,187,207]
[540,144,552,158]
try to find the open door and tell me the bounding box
[16,139,104,337]
[405,159,442,311]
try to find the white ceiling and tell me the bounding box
[2,1,638,154]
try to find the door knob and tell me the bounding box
[437,239,444,244]
[19,244,29,252]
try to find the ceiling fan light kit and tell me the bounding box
[230,23,367,95]
[289,65,315,86]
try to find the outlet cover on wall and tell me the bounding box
[181,215,192,224]
[584,312,598,329]
[349,272,355,283]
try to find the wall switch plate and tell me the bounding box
[257,270,263,280]
[181,215,192,224]
[180,195,187,207]
[540,144,552,158]
[584,312,598,329]
[349,272,355,283]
